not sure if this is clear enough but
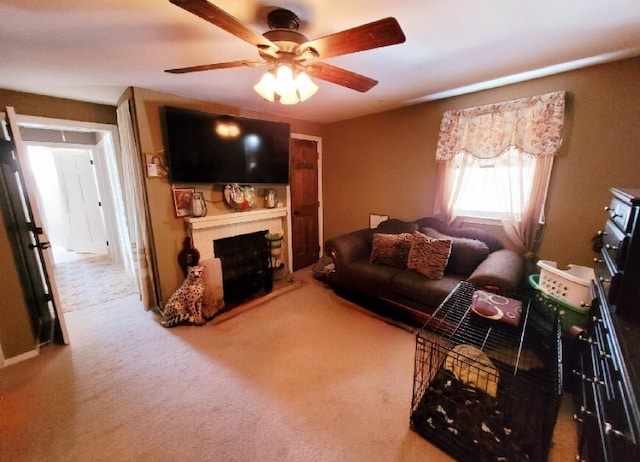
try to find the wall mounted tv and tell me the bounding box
[162,106,291,184]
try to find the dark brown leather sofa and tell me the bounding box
[324,217,525,326]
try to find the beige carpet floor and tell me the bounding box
[0,275,576,461]
[53,254,138,312]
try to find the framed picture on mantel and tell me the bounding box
[173,187,194,218]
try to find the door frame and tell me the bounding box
[16,114,126,267]
[287,133,323,271]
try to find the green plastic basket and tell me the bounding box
[528,274,589,331]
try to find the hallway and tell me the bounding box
[52,247,137,313]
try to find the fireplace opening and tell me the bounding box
[214,230,273,305]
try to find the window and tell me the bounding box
[433,91,565,256]
[449,148,539,221]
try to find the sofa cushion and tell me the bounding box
[407,232,452,279]
[466,249,525,291]
[345,260,402,294]
[375,218,419,235]
[391,271,462,308]
[420,227,490,276]
[416,217,504,253]
[370,232,414,268]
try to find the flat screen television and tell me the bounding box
[162,106,291,184]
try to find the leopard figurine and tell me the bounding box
[161,265,206,328]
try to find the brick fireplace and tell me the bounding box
[185,207,287,261]
[185,207,288,303]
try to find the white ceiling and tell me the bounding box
[2,0,640,123]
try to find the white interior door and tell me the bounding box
[54,148,108,254]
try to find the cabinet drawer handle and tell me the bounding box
[576,405,593,417]
[572,370,606,385]
[599,350,612,360]
[604,422,625,438]
[604,206,622,219]
[597,318,609,333]
[593,257,603,264]
[599,276,611,283]
[605,243,618,251]
[577,334,595,345]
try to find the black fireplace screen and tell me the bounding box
[214,230,272,305]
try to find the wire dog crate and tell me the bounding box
[410,282,562,461]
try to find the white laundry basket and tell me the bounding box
[536,260,595,307]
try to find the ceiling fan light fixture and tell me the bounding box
[253,70,277,102]
[275,64,295,96]
[254,63,319,105]
[294,71,319,102]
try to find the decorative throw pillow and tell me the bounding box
[420,227,490,276]
[370,232,414,268]
[407,232,452,279]
[366,219,419,246]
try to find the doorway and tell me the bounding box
[18,116,137,314]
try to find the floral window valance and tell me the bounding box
[435,91,566,160]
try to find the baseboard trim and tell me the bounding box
[208,280,306,326]
[1,348,39,368]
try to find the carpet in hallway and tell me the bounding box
[53,254,138,312]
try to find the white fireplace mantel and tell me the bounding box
[185,207,287,261]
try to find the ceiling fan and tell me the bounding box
[165,0,406,104]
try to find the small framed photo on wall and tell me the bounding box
[145,152,168,178]
[369,213,389,229]
[173,187,194,217]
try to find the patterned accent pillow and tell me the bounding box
[407,232,452,279]
[370,232,414,268]
[420,227,490,275]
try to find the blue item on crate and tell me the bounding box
[528,274,589,331]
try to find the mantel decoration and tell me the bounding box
[172,187,195,218]
[190,191,207,217]
[223,183,257,212]
[177,236,200,277]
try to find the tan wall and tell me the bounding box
[0,89,116,125]
[130,87,323,302]
[323,56,640,268]
[0,210,36,360]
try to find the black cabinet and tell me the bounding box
[595,188,640,315]
[574,188,640,461]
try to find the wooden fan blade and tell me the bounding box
[170,0,277,53]
[165,60,263,74]
[301,17,405,60]
[308,62,378,93]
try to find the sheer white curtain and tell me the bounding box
[116,98,159,311]
[434,91,566,259]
